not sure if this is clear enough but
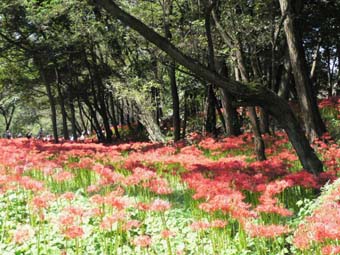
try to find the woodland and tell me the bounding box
[0,0,340,254]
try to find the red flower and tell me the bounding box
[63,225,84,239]
[132,235,152,247]
[190,220,210,231]
[53,171,74,182]
[161,229,176,239]
[12,224,35,244]
[322,245,340,255]
[149,199,171,212]
[245,222,290,238]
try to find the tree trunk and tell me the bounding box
[310,37,321,82]
[278,51,293,99]
[56,76,70,140]
[250,53,270,134]
[1,105,15,131]
[69,98,78,141]
[182,91,188,138]
[168,61,181,141]
[205,85,217,135]
[215,59,241,136]
[162,0,181,141]
[38,65,58,143]
[248,107,266,161]
[234,44,266,161]
[83,95,105,142]
[336,44,340,96]
[279,0,326,141]
[77,97,88,132]
[94,0,323,174]
[135,100,166,143]
[109,93,120,139]
[125,99,133,131]
[119,100,125,125]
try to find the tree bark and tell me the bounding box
[279,0,326,141]
[182,91,188,138]
[44,80,58,143]
[215,58,241,136]
[109,93,120,139]
[56,72,70,140]
[135,100,166,143]
[162,0,181,141]
[93,0,323,174]
[248,107,266,161]
[37,63,59,143]
[69,97,78,141]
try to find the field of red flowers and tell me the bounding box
[0,127,340,255]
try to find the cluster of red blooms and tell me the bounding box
[189,219,228,231]
[319,96,340,111]
[0,127,339,249]
[256,180,293,217]
[293,181,340,253]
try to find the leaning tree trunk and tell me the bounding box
[93,0,323,174]
[279,0,326,141]
[135,100,166,143]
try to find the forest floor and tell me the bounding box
[0,131,340,255]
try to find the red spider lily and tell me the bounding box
[63,225,84,239]
[100,214,124,230]
[60,192,75,201]
[58,213,76,226]
[132,235,152,248]
[105,195,132,210]
[189,220,210,231]
[180,145,203,156]
[146,178,173,195]
[244,222,290,238]
[64,206,85,217]
[321,245,340,255]
[19,176,44,192]
[90,194,105,205]
[86,184,100,193]
[122,220,141,231]
[149,199,171,212]
[136,202,150,211]
[283,171,320,189]
[256,180,293,216]
[293,181,340,250]
[53,171,75,182]
[32,191,56,209]
[12,224,35,244]
[77,157,95,169]
[161,229,176,238]
[210,219,228,228]
[199,193,257,220]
